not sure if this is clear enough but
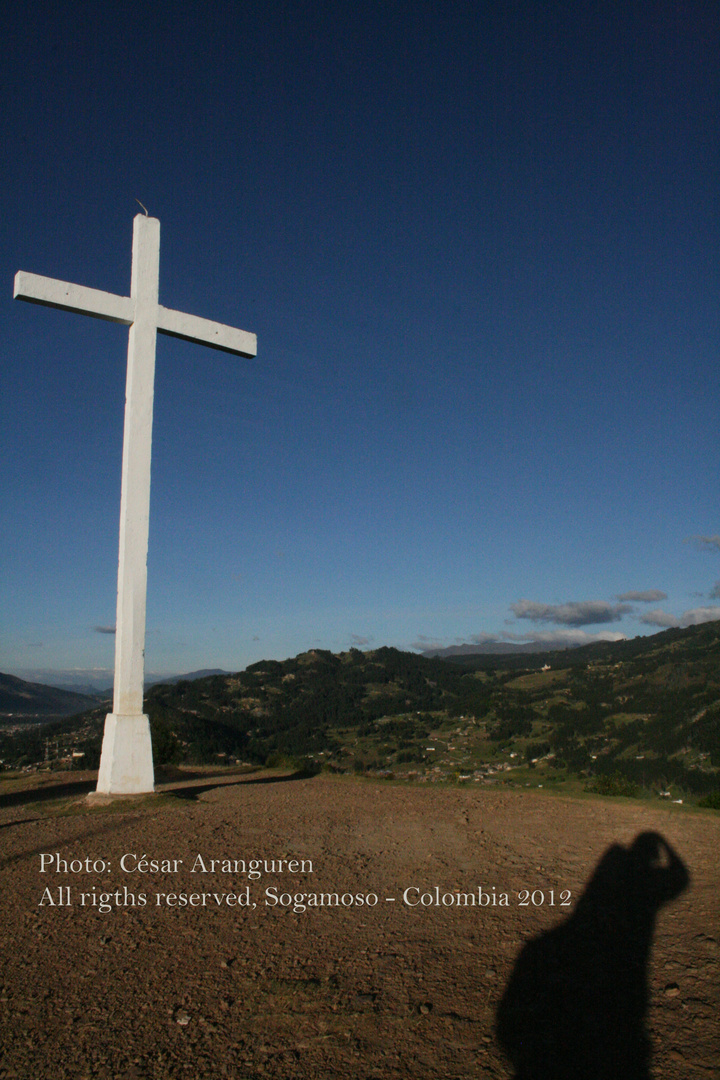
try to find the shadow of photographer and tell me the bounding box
[496,832,689,1079]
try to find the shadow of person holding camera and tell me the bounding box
[496,832,689,1079]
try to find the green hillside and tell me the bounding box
[2,623,719,805]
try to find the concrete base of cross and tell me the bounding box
[96,713,155,794]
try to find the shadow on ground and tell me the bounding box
[0,779,97,809]
[0,817,42,830]
[496,831,689,1079]
[163,769,316,800]
[0,767,315,810]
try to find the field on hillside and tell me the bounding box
[0,769,718,1079]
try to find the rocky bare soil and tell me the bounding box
[0,770,718,1079]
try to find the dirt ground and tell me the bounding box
[0,770,717,1079]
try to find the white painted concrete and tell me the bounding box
[14,214,256,794]
[158,305,256,355]
[96,713,155,794]
[112,215,159,728]
[13,272,134,323]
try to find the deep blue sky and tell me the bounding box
[2,0,719,688]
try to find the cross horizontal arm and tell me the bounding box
[14,271,134,325]
[157,305,257,357]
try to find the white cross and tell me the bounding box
[14,215,256,795]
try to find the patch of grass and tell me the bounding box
[505,669,570,691]
[584,772,641,798]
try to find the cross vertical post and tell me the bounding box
[14,214,257,795]
[97,215,160,793]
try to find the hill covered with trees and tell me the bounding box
[2,622,719,805]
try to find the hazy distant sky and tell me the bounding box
[2,1,719,685]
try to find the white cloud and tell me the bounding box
[511,599,632,626]
[617,590,667,603]
[639,610,679,628]
[678,606,720,626]
[640,606,720,629]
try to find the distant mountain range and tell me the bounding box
[422,640,583,657]
[148,669,229,687]
[0,669,229,719]
[0,673,102,718]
